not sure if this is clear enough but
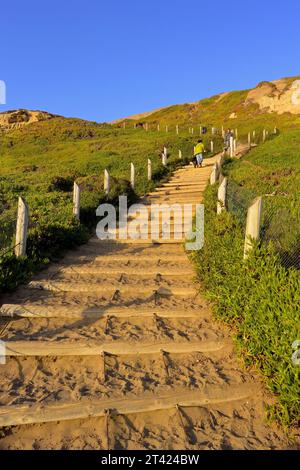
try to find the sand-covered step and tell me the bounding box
[0,303,208,319]
[0,383,256,428]
[0,289,206,317]
[3,338,231,357]
[46,266,195,277]
[143,196,202,203]
[43,268,194,280]
[58,255,191,268]
[27,280,198,297]
[86,238,186,245]
[159,183,207,189]
[0,350,247,408]
[151,186,205,193]
[1,311,218,344]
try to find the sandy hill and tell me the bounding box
[113,76,300,125]
[0,109,57,131]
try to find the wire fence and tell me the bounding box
[226,179,300,269]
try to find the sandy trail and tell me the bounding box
[0,151,293,449]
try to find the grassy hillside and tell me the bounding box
[0,78,299,428]
[192,130,300,427]
[121,77,300,143]
[0,116,220,291]
[225,130,300,266]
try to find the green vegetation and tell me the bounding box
[191,131,300,427]
[0,78,300,429]
[126,76,300,145]
[0,117,220,292]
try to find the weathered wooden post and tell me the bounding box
[157,124,160,131]
[233,138,237,155]
[162,147,167,166]
[104,169,110,196]
[15,197,29,258]
[147,159,152,181]
[210,140,214,153]
[248,132,251,148]
[210,164,218,185]
[179,149,182,159]
[176,125,179,135]
[217,177,227,214]
[274,127,277,134]
[191,127,194,135]
[263,129,266,142]
[235,128,238,139]
[253,130,256,139]
[230,136,234,157]
[145,123,148,132]
[244,196,263,259]
[73,182,80,221]
[130,162,135,189]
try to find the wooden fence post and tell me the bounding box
[176,125,179,135]
[162,150,167,166]
[217,177,227,214]
[104,169,110,196]
[230,136,234,157]
[15,197,29,258]
[147,159,152,181]
[248,132,251,148]
[210,164,218,185]
[157,124,160,131]
[179,149,182,159]
[274,127,277,134]
[130,162,135,189]
[145,123,148,132]
[244,196,263,259]
[210,140,214,153]
[253,130,256,139]
[233,138,237,154]
[73,182,80,221]
[263,129,266,142]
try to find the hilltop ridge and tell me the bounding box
[0,109,58,132]
[113,75,300,126]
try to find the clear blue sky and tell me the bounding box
[1,0,300,122]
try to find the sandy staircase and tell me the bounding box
[0,154,288,450]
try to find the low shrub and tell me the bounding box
[192,184,300,427]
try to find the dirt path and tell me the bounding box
[0,153,291,450]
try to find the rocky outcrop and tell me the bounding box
[244,77,300,115]
[0,109,57,131]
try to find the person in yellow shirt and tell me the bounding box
[194,139,205,167]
